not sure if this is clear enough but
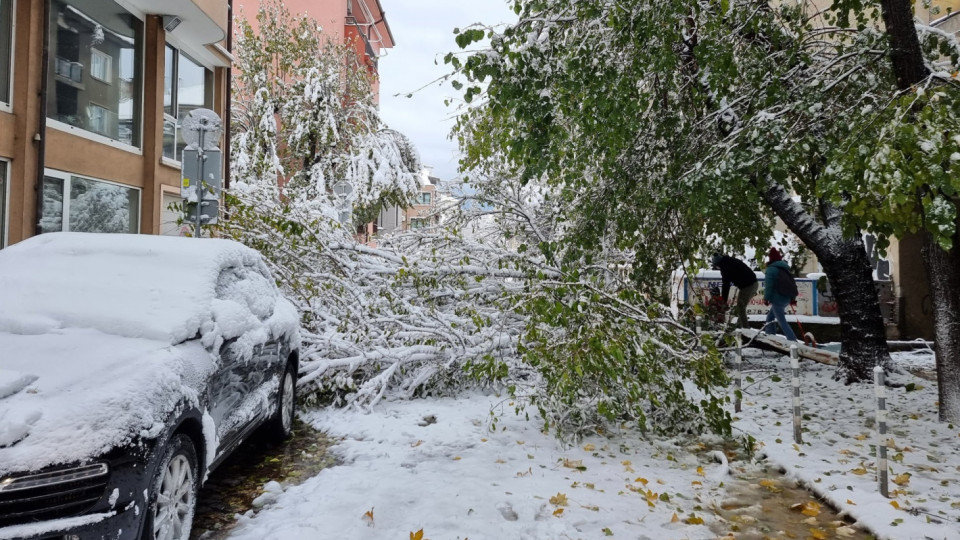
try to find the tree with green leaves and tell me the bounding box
[450,0,900,385]
[822,0,960,421]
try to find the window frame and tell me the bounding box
[46,0,144,149]
[163,41,214,164]
[41,168,142,234]
[0,159,8,248]
[89,48,112,83]
[0,0,15,111]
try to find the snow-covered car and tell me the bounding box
[0,233,301,540]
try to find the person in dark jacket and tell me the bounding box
[711,253,759,328]
[762,247,797,341]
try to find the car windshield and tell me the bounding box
[0,232,269,343]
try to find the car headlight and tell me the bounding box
[0,463,109,493]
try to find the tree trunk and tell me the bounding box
[878,0,960,422]
[921,210,960,422]
[761,179,890,383]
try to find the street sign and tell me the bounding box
[181,148,222,201]
[178,108,223,237]
[184,199,220,226]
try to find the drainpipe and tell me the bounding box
[34,0,50,235]
[224,0,232,190]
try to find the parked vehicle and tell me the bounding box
[0,233,301,540]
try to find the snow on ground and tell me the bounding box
[227,394,722,540]
[733,348,960,540]
[227,347,959,540]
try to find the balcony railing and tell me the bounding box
[54,57,83,83]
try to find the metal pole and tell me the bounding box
[875,366,889,497]
[791,345,802,444]
[194,120,206,239]
[735,331,743,413]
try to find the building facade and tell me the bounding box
[0,0,231,249]
[234,0,394,101]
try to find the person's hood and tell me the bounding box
[768,260,791,272]
[0,328,215,475]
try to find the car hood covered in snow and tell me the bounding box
[0,329,215,475]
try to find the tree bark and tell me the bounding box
[921,212,960,422]
[761,179,890,383]
[878,0,960,421]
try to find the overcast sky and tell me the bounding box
[377,1,517,182]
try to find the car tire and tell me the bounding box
[268,363,297,442]
[142,434,199,540]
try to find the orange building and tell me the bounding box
[234,0,394,101]
[0,0,233,248]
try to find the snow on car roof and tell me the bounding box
[0,232,269,344]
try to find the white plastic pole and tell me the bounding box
[791,345,802,444]
[735,331,743,413]
[875,366,889,498]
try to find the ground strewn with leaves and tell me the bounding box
[734,348,960,540]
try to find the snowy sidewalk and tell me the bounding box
[225,394,724,540]
[733,348,960,540]
[224,350,959,540]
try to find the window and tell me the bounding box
[87,103,109,135]
[410,218,427,230]
[40,171,140,234]
[0,161,7,248]
[418,192,432,205]
[47,0,142,147]
[0,0,12,106]
[163,46,213,161]
[90,49,112,83]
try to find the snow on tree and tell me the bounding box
[225,0,734,437]
[448,0,909,384]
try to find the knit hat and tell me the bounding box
[768,247,783,263]
[710,253,723,268]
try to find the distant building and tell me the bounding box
[378,167,439,235]
[0,0,232,248]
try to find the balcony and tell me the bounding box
[54,56,83,85]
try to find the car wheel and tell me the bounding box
[143,434,198,540]
[269,363,297,441]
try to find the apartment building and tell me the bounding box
[0,0,231,249]
[378,168,439,234]
[234,0,394,101]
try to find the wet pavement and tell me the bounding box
[191,420,338,540]
[705,444,875,540]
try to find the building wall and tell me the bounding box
[0,0,231,248]
[234,0,393,100]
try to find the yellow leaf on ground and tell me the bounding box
[810,527,828,539]
[846,499,856,505]
[495,458,506,464]
[683,514,704,525]
[696,466,705,476]
[691,480,702,486]
[411,440,423,447]
[564,458,584,469]
[850,467,868,475]
[622,460,635,473]
[362,507,374,524]
[800,501,821,517]
[854,433,868,441]
[583,443,596,451]
[553,508,564,517]
[892,473,911,486]
[480,438,488,442]
[890,500,900,509]
[671,513,680,523]
[453,456,462,461]
[410,529,424,540]
[549,493,569,506]
[635,477,649,485]
[516,440,525,445]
